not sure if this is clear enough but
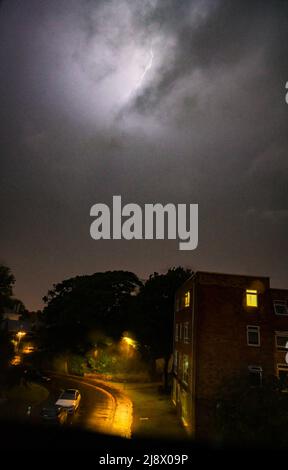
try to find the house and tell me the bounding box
[172,271,288,439]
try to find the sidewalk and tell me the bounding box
[85,377,188,440]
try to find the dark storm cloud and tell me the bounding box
[132,0,287,112]
[0,0,288,309]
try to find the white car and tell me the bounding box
[55,389,81,414]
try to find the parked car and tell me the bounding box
[55,389,81,414]
[41,405,68,425]
[24,368,51,383]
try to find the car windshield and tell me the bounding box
[61,391,76,400]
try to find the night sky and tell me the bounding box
[1,0,288,310]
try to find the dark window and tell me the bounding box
[278,366,288,390]
[248,366,262,386]
[275,333,288,351]
[247,326,260,346]
[274,301,288,316]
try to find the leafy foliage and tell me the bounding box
[129,267,192,387]
[215,375,288,447]
[0,264,15,313]
[41,271,142,353]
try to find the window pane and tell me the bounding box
[276,335,288,350]
[248,331,259,345]
[246,290,258,307]
[184,291,190,307]
[274,302,288,315]
[248,370,262,386]
[278,368,288,390]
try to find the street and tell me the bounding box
[46,376,114,434]
[43,374,132,438]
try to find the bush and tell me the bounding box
[215,375,288,447]
[68,354,86,376]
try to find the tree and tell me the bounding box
[0,264,15,314]
[215,374,288,447]
[41,270,142,354]
[130,267,192,390]
[0,264,17,382]
[0,330,14,373]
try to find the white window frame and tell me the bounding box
[273,300,288,316]
[277,364,288,375]
[247,325,260,347]
[275,331,288,351]
[183,322,189,344]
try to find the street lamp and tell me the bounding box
[122,336,137,348]
[16,331,26,353]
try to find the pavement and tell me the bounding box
[82,376,188,440]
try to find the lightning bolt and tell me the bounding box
[135,49,154,90]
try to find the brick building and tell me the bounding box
[172,271,288,439]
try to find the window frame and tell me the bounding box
[275,331,288,351]
[248,365,262,387]
[184,291,190,308]
[183,322,189,344]
[246,289,258,308]
[273,300,288,316]
[247,325,260,347]
[277,364,288,390]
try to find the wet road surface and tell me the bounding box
[46,375,115,435]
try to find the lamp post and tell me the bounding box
[16,331,26,353]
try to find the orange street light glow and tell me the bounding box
[16,331,26,339]
[122,336,137,348]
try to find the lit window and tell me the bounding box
[247,325,260,346]
[182,355,189,385]
[183,322,189,344]
[275,332,288,351]
[274,300,288,316]
[246,289,258,307]
[184,291,190,307]
[248,366,262,387]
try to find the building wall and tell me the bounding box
[195,274,274,439]
[173,277,195,434]
[172,272,288,441]
[270,288,288,380]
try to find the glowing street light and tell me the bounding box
[120,333,137,358]
[16,331,26,340]
[122,336,137,349]
[16,330,26,353]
